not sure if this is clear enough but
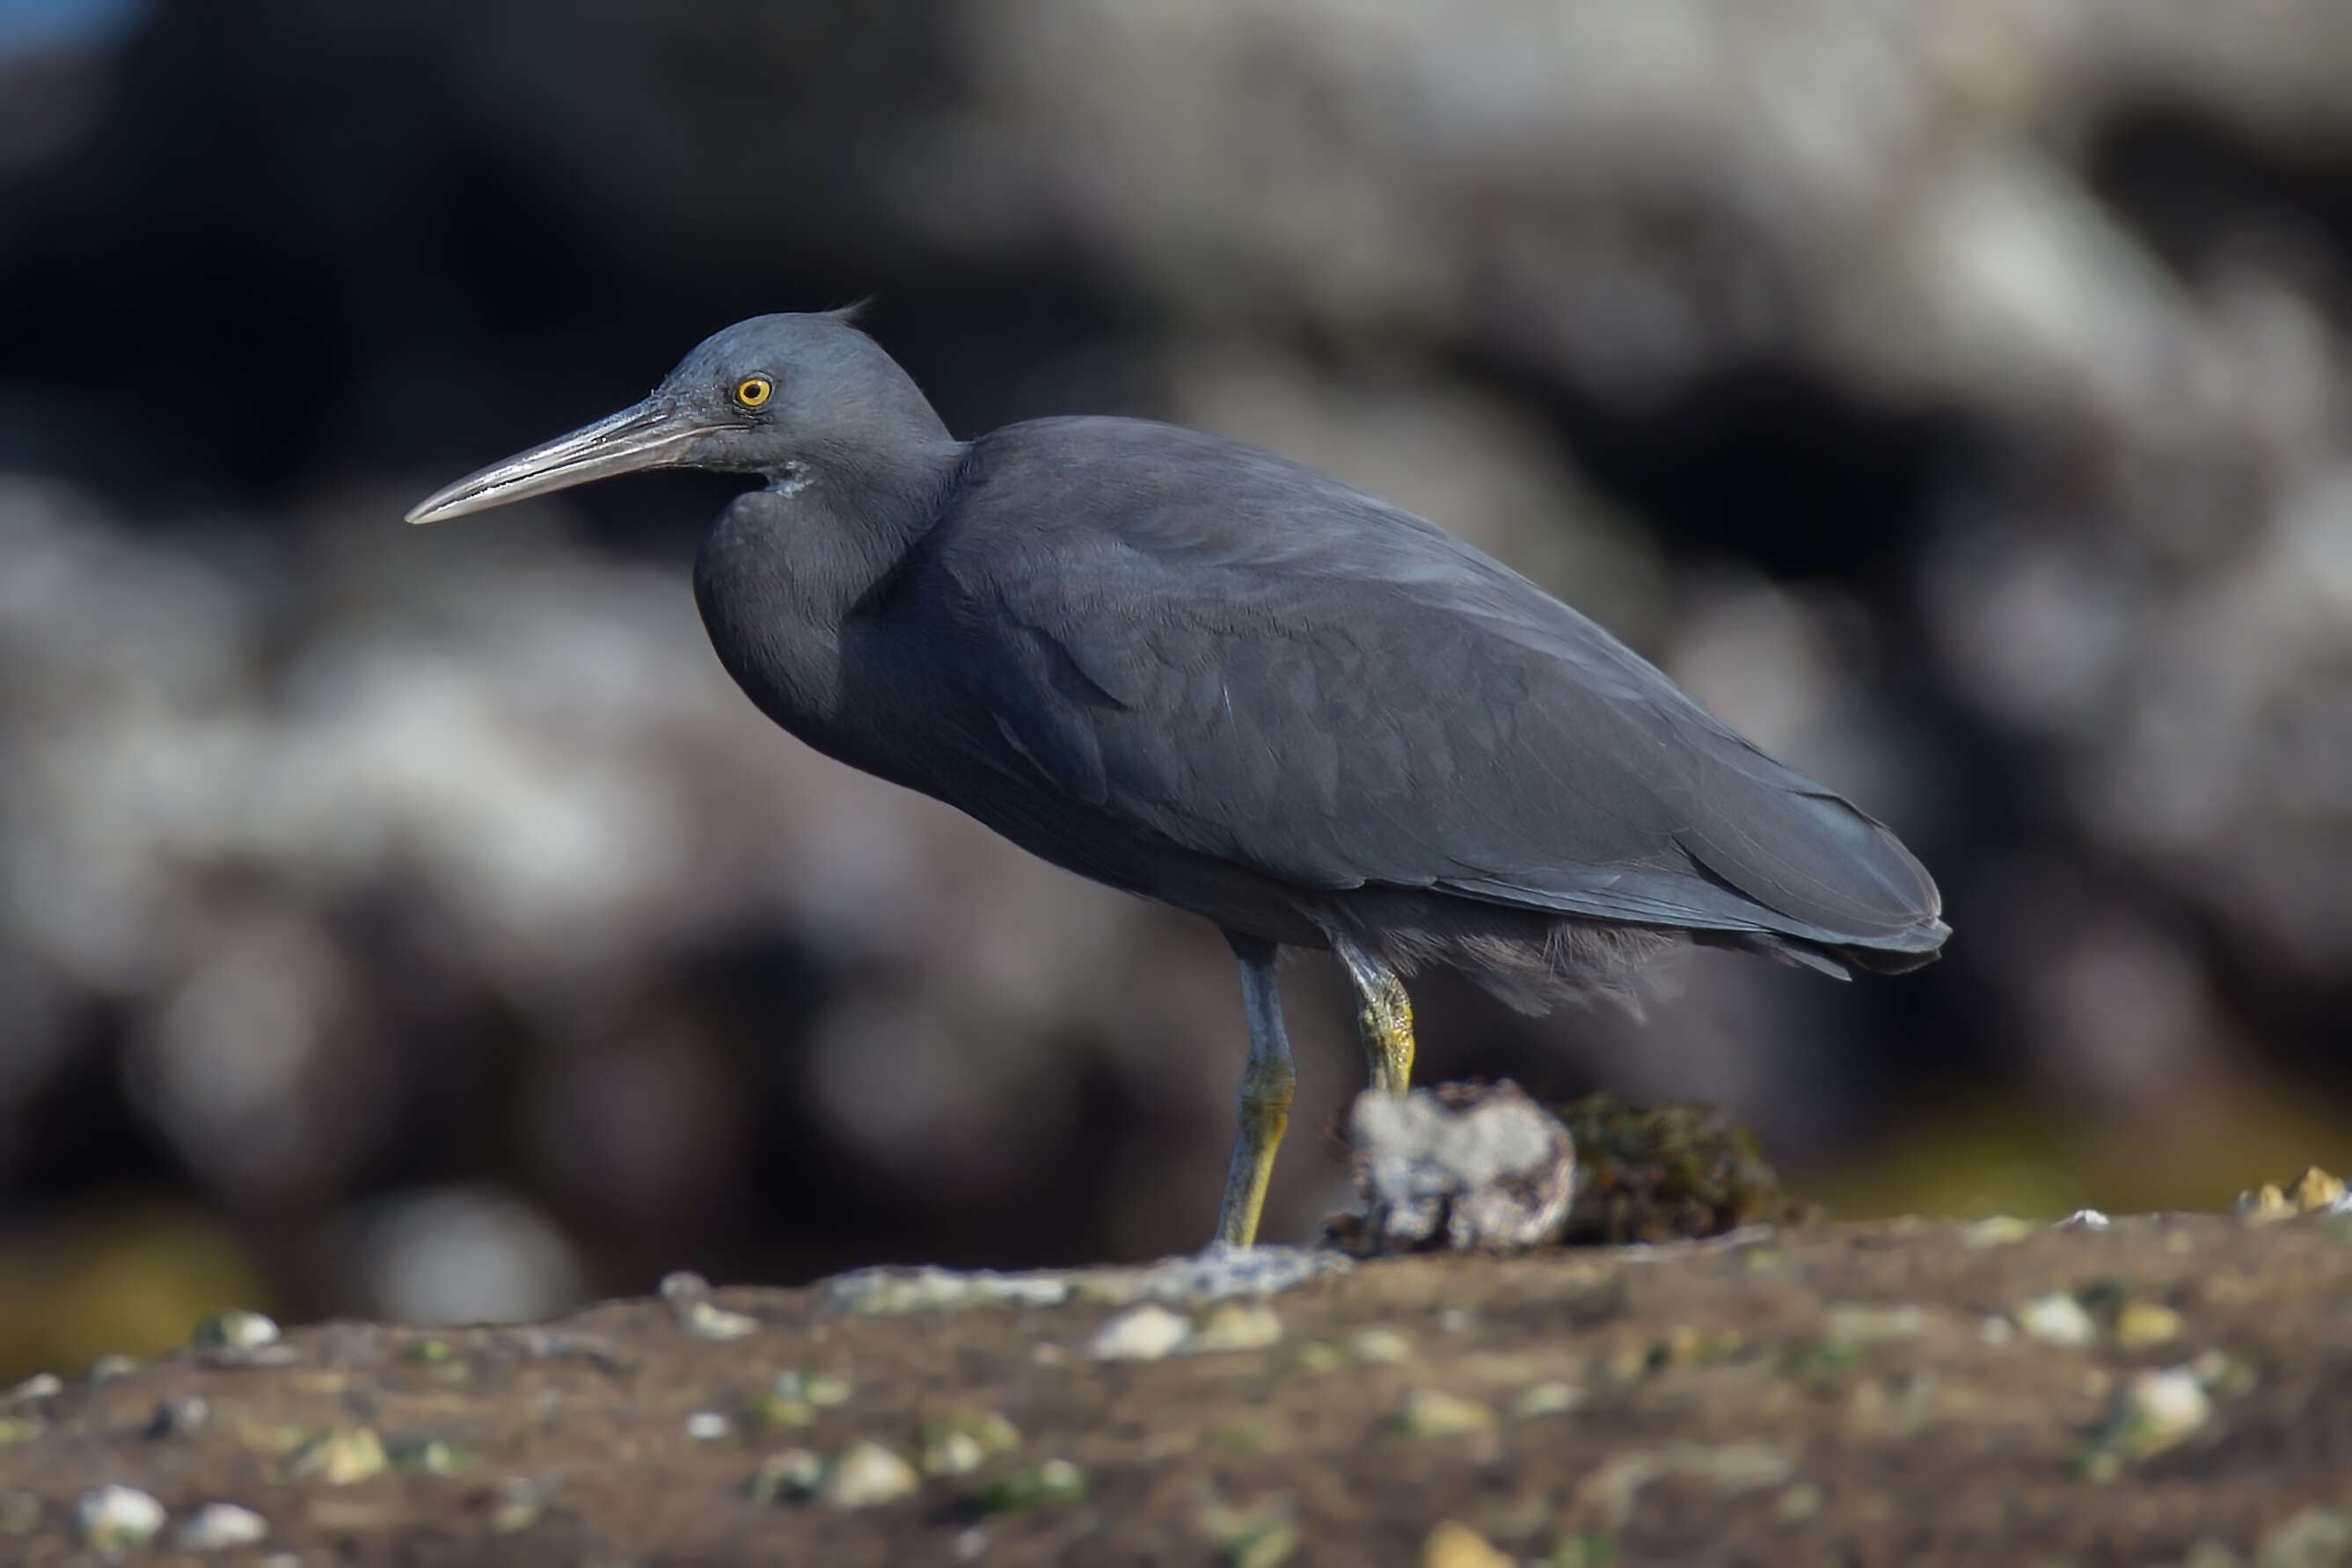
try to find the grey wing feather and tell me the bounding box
[919,419,1945,958]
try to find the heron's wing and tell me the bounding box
[915,419,1942,952]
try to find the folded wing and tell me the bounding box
[912,419,1946,963]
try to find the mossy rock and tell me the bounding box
[1551,1094,1813,1245]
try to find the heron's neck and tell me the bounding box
[692,435,966,744]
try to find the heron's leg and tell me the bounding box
[1336,937,1415,1097]
[1214,935,1295,1248]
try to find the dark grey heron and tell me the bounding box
[408,310,1947,1247]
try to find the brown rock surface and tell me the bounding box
[3,1212,2350,1564]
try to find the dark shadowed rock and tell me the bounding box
[1554,1094,1807,1245]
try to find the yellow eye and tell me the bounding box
[734,376,773,408]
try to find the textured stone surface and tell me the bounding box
[1344,1083,1577,1253]
[1,1211,2347,1562]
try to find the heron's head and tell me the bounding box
[405,308,947,525]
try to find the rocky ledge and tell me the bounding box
[4,1197,2352,1564]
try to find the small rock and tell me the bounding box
[1653,1324,1742,1367]
[749,1369,851,1430]
[178,1502,267,1551]
[1224,1522,1299,1568]
[86,1354,137,1382]
[1981,1316,2016,1346]
[660,1268,756,1338]
[2237,1184,2295,1225]
[920,1428,985,1477]
[391,1438,471,1476]
[75,1485,165,1554]
[1551,1093,1794,1244]
[685,1411,733,1442]
[2115,1302,2183,1349]
[2110,1367,2211,1455]
[774,1369,851,1406]
[1345,1081,1575,1253]
[918,1410,1020,1477]
[2257,1506,2352,1567]
[1395,1389,1494,1438]
[971,1459,1085,1514]
[1293,1342,1348,1374]
[1349,1327,1414,1364]
[954,1525,990,1560]
[1825,1303,1925,1344]
[1963,1215,2034,1248]
[747,1393,816,1430]
[489,1478,547,1533]
[403,1336,457,1364]
[1089,1303,1193,1361]
[1421,1519,1512,1568]
[657,1269,711,1302]
[2055,1207,2112,1229]
[5,1373,61,1403]
[1198,1484,1299,1567]
[192,1309,281,1350]
[2019,1292,2098,1347]
[746,1449,823,1504]
[1670,1441,1794,1491]
[2190,1349,2258,1397]
[2295,1168,2347,1213]
[283,1426,388,1485]
[1508,1382,1580,1420]
[1187,1301,1282,1354]
[148,1395,211,1439]
[682,1299,759,1340]
[818,1440,921,1509]
[1775,1481,1824,1522]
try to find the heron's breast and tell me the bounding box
[692,519,844,731]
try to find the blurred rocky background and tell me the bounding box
[1,0,2348,1379]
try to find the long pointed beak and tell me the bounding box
[405,397,712,524]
